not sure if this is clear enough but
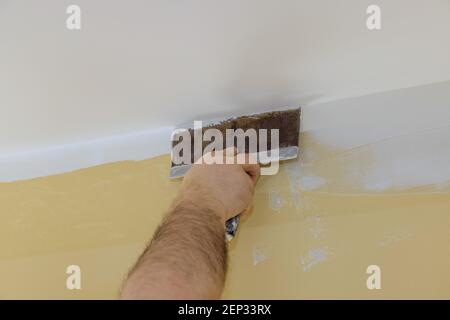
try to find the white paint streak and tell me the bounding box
[300,247,329,272]
[283,160,302,209]
[252,248,268,266]
[307,215,326,239]
[305,125,450,194]
[300,175,326,191]
[284,160,302,193]
[269,190,284,213]
[302,81,450,194]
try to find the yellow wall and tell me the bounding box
[1,132,450,299]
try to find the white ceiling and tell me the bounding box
[1,0,450,155]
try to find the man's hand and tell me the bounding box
[177,151,260,224]
[120,151,260,300]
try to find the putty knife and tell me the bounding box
[170,107,301,240]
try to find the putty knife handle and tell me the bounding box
[225,216,240,241]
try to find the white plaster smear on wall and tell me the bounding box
[285,81,450,194]
[285,124,450,194]
[349,127,450,192]
[1,81,450,186]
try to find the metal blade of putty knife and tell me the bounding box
[169,107,301,240]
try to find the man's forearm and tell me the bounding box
[120,197,227,299]
[121,153,260,299]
